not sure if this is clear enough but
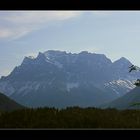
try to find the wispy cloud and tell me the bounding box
[0,28,14,38]
[0,11,82,40]
[92,11,113,17]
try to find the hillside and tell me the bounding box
[102,87,140,110]
[0,92,24,111]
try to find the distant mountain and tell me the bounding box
[102,87,140,110]
[0,92,24,111]
[0,50,139,108]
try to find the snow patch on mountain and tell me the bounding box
[105,79,135,90]
[66,82,79,92]
[16,82,41,96]
[27,56,35,59]
[18,82,40,92]
[54,61,63,68]
[104,79,136,96]
[112,88,120,95]
[45,59,53,64]
[48,78,55,85]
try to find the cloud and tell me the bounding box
[92,11,113,17]
[0,28,13,38]
[0,11,82,40]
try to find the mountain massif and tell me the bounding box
[0,50,139,108]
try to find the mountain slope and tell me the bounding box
[102,79,135,97]
[10,84,116,108]
[102,87,140,110]
[0,92,24,111]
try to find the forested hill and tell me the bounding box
[1,107,140,128]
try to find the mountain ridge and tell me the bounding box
[0,50,139,108]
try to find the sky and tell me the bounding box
[1,11,140,77]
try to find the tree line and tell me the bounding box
[0,107,140,128]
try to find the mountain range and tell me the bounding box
[0,50,139,108]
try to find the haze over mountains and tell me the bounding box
[0,50,139,108]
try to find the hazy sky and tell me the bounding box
[1,11,140,77]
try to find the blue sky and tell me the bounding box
[1,11,140,77]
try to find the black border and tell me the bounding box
[1,129,139,139]
[1,0,140,10]
[1,0,140,139]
